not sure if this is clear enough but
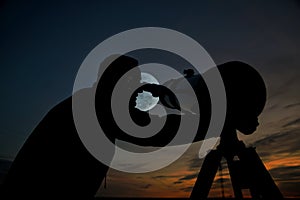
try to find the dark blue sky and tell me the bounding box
[0,0,299,160]
[1,0,300,197]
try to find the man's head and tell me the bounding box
[95,54,141,95]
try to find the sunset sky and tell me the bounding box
[1,0,300,198]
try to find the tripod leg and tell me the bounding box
[190,149,222,199]
[239,147,283,199]
[227,159,243,199]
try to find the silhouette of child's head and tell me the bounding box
[218,61,266,135]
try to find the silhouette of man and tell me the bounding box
[2,54,186,199]
[1,55,147,199]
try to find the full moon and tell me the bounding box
[135,91,159,112]
[140,72,159,85]
[135,72,160,112]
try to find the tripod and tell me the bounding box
[190,134,283,199]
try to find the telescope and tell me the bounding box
[96,55,266,148]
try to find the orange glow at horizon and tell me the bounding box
[98,150,300,198]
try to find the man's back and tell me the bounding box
[2,91,108,199]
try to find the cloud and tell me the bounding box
[250,132,300,198]
[269,166,300,181]
[284,102,300,109]
[264,103,279,112]
[278,182,300,197]
[152,175,180,179]
[282,117,300,128]
[140,184,152,189]
[188,157,203,170]
[180,186,193,192]
[173,181,183,184]
[269,165,300,197]
[214,178,231,184]
[179,173,198,181]
[252,129,300,158]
